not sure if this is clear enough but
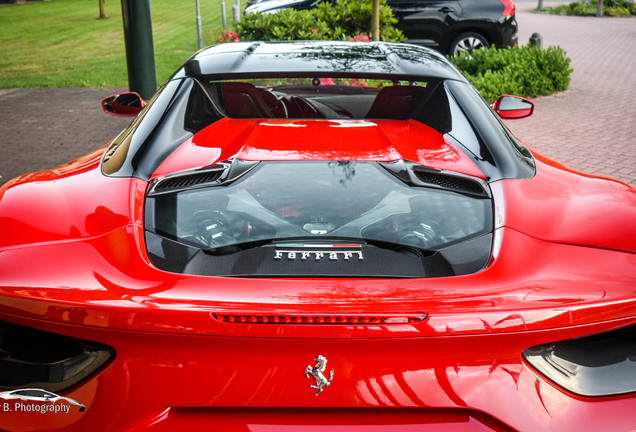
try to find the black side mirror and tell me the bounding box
[102,92,146,117]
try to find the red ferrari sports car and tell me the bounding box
[0,41,635,431]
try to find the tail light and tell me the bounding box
[499,0,515,16]
[213,312,427,325]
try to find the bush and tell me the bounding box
[312,0,405,42]
[450,45,573,104]
[235,9,332,41]
[235,0,405,42]
[542,0,635,16]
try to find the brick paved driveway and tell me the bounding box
[0,6,635,187]
[507,3,636,186]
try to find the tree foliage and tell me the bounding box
[235,0,405,42]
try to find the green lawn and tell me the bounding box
[0,0,241,88]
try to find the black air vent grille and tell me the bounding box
[413,169,488,197]
[150,166,225,195]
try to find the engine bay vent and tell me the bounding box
[413,168,489,197]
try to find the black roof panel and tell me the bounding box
[174,41,467,81]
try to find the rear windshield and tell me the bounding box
[199,76,443,121]
[147,161,491,250]
[144,161,493,277]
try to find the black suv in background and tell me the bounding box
[243,0,518,56]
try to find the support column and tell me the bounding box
[120,0,157,100]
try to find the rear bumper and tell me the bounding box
[2,226,636,431]
[1,314,636,432]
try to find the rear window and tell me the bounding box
[199,77,437,120]
[144,160,494,278]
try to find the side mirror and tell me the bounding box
[492,95,534,120]
[102,92,146,117]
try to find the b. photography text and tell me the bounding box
[3,401,71,414]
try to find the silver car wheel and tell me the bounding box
[451,33,489,56]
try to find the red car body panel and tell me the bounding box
[1,87,635,431]
[502,153,636,254]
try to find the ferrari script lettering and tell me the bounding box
[304,355,334,396]
[274,250,363,261]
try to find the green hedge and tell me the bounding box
[235,0,405,42]
[542,0,636,16]
[450,45,573,104]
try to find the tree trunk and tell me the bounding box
[99,0,107,19]
[372,0,380,41]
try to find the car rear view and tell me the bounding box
[1,42,634,432]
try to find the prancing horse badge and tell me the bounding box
[304,354,334,396]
